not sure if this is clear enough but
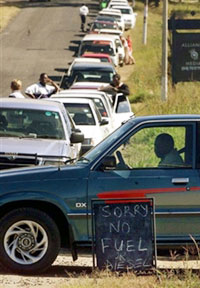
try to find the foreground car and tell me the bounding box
[0,98,83,169]
[0,114,199,274]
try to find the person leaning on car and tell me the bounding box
[99,73,130,103]
[25,73,60,99]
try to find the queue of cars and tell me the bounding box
[0,0,136,170]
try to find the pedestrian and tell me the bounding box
[25,73,60,99]
[79,3,89,32]
[126,35,136,65]
[99,73,130,103]
[9,79,25,98]
[120,35,129,65]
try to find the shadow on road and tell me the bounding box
[0,264,93,278]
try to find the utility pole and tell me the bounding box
[143,0,148,45]
[161,0,168,101]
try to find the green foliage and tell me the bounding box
[127,1,200,116]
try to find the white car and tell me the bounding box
[112,5,137,29]
[0,98,84,169]
[107,0,129,9]
[60,86,135,130]
[78,33,124,66]
[98,8,125,31]
[51,89,115,133]
[49,97,110,154]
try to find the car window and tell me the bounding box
[63,103,96,126]
[0,108,65,140]
[115,95,131,113]
[70,70,114,84]
[93,98,108,117]
[106,125,193,169]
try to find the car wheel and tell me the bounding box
[0,207,60,275]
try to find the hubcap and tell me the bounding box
[4,220,48,265]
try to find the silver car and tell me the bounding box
[0,98,84,169]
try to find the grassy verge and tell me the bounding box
[0,5,20,31]
[126,1,200,116]
[58,269,200,288]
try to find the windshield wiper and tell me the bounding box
[78,156,90,163]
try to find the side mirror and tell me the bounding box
[99,156,116,170]
[70,131,84,143]
[100,118,109,126]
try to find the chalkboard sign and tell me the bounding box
[92,199,156,272]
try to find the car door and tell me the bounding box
[87,121,200,245]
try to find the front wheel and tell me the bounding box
[0,208,61,275]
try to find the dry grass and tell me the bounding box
[0,5,20,31]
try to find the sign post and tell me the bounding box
[92,198,156,272]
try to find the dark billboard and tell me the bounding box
[172,32,200,83]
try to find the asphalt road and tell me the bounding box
[0,0,99,97]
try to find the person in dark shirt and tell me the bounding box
[99,73,130,103]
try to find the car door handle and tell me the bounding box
[172,178,189,184]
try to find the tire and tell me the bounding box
[0,208,61,275]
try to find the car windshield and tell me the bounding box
[63,103,96,126]
[70,69,114,84]
[118,8,132,14]
[0,108,65,140]
[92,22,117,30]
[80,42,114,56]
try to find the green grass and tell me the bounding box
[127,1,200,116]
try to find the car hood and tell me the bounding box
[0,138,67,156]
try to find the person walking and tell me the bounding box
[126,35,136,65]
[9,79,25,98]
[79,3,89,32]
[25,73,60,99]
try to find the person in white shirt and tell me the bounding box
[25,73,60,99]
[9,79,25,98]
[79,3,89,32]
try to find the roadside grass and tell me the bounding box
[58,268,200,288]
[127,1,200,116]
[0,5,20,31]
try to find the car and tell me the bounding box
[89,20,120,33]
[52,87,134,130]
[67,57,101,76]
[107,0,129,9]
[0,114,200,274]
[48,97,110,154]
[82,52,113,64]
[0,98,84,169]
[112,5,137,29]
[60,61,116,89]
[51,89,115,133]
[78,33,124,66]
[98,8,125,31]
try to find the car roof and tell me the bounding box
[82,33,119,41]
[134,114,200,124]
[71,57,101,63]
[0,98,65,112]
[52,90,107,99]
[112,5,132,9]
[71,61,115,71]
[55,97,95,105]
[100,8,122,14]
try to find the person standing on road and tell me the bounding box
[79,3,89,32]
[25,73,60,99]
[9,79,25,98]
